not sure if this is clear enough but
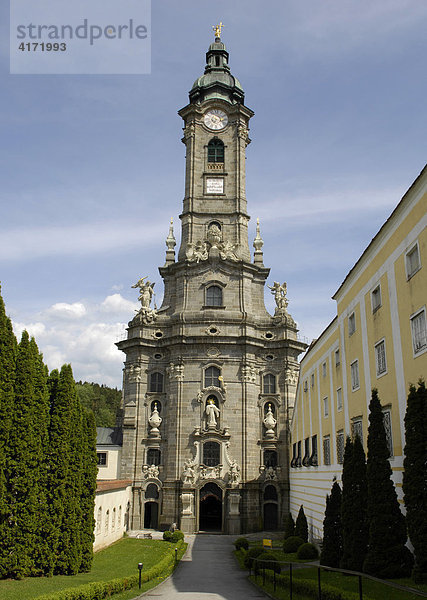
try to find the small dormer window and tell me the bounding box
[208,139,224,163]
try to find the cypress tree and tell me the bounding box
[320,481,343,568]
[403,381,427,583]
[7,332,42,577]
[295,505,308,542]
[54,364,83,575]
[363,389,413,578]
[284,512,295,539]
[0,285,17,577]
[341,435,368,572]
[79,409,97,572]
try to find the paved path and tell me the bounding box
[136,534,268,600]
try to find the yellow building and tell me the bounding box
[289,166,427,540]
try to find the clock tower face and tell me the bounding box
[203,109,228,130]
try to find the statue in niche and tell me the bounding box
[268,281,288,311]
[205,398,220,428]
[182,458,196,484]
[229,461,240,483]
[207,224,222,247]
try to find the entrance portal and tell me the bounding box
[144,502,158,529]
[199,483,222,531]
[263,502,278,530]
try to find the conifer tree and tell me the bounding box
[7,331,42,577]
[0,286,17,577]
[284,512,295,539]
[79,409,97,572]
[295,505,308,542]
[363,389,413,578]
[54,364,83,575]
[403,381,427,583]
[320,481,343,568]
[341,435,368,572]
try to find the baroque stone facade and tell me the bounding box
[117,35,307,534]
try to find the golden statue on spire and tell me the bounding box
[213,22,224,39]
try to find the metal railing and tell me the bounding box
[249,557,427,600]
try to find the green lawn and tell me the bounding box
[0,537,182,600]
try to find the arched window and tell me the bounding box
[205,366,221,388]
[105,510,109,535]
[149,372,163,393]
[206,285,223,307]
[147,448,161,465]
[263,374,276,394]
[96,507,102,534]
[112,507,116,531]
[203,441,221,466]
[208,139,224,163]
[145,483,159,499]
[118,505,122,528]
[264,449,278,468]
[264,485,278,501]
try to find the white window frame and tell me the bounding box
[405,241,421,280]
[323,396,329,417]
[323,436,331,466]
[348,312,356,336]
[336,387,343,412]
[375,338,387,377]
[350,359,360,391]
[382,407,394,458]
[371,285,382,313]
[352,417,363,446]
[97,451,108,467]
[410,307,427,357]
[336,430,345,464]
[335,349,340,367]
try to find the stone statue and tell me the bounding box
[219,240,239,262]
[142,464,159,479]
[207,224,222,248]
[132,276,155,309]
[265,466,277,480]
[186,241,209,263]
[148,403,162,437]
[268,281,288,311]
[205,398,220,428]
[229,461,240,483]
[182,459,196,484]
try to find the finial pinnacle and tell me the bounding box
[213,22,224,40]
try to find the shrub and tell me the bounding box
[163,530,173,541]
[170,530,184,543]
[234,537,249,551]
[284,512,295,539]
[283,536,304,553]
[297,542,319,560]
[244,546,264,569]
[295,505,308,542]
[254,551,281,574]
[260,570,362,600]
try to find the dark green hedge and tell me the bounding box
[36,540,185,600]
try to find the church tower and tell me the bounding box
[117,29,307,534]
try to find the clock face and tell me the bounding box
[204,109,228,130]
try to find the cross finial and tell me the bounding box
[213,22,224,40]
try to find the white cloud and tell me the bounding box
[13,321,46,339]
[47,302,87,319]
[101,293,139,314]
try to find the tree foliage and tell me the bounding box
[402,381,427,583]
[341,435,368,572]
[284,512,295,539]
[75,381,121,427]
[320,481,343,568]
[295,505,308,543]
[363,389,413,578]
[0,288,97,580]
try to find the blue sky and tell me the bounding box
[1,1,426,387]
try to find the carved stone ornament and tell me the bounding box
[206,346,220,358]
[148,403,162,438]
[197,385,226,403]
[126,363,142,383]
[263,404,277,439]
[186,224,239,264]
[181,491,195,515]
[167,363,184,381]
[284,367,299,386]
[131,277,157,324]
[241,365,258,383]
[205,324,220,336]
[182,458,197,485]
[200,465,222,479]
[142,464,159,479]
[268,281,288,313]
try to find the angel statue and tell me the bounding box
[268,281,288,311]
[132,276,155,309]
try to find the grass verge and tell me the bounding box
[0,538,186,600]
